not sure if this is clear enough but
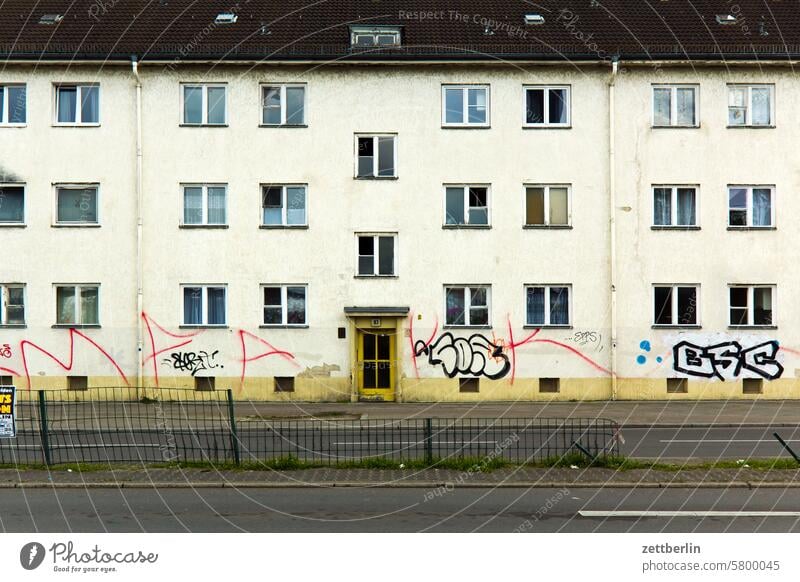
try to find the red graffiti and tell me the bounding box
[142,312,203,387]
[237,330,297,390]
[20,328,129,389]
[0,344,11,358]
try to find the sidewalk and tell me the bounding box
[233,400,800,426]
[2,466,799,489]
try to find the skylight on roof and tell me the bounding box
[716,14,738,25]
[350,26,402,48]
[524,14,545,25]
[38,14,63,25]
[215,13,238,24]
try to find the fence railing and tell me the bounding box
[0,388,621,466]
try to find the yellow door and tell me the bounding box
[357,331,396,401]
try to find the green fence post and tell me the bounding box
[37,390,52,466]
[424,418,433,465]
[226,389,241,466]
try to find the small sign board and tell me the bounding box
[0,386,15,438]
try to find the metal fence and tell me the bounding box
[0,388,620,466]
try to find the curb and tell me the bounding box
[620,423,800,429]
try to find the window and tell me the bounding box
[55,285,99,325]
[195,377,215,391]
[356,234,396,276]
[274,377,295,392]
[0,376,12,386]
[261,84,305,125]
[444,185,489,226]
[524,86,570,127]
[182,286,227,326]
[729,285,774,327]
[653,186,697,227]
[526,285,570,327]
[55,185,98,225]
[356,135,396,178]
[728,186,773,228]
[182,84,227,125]
[262,285,307,326]
[667,378,688,394]
[0,84,26,125]
[0,185,24,224]
[350,26,401,47]
[67,376,88,391]
[0,285,25,326]
[459,378,479,393]
[182,184,227,226]
[261,185,306,226]
[539,378,560,393]
[652,85,698,127]
[728,85,773,126]
[442,85,489,127]
[55,84,99,124]
[524,185,570,227]
[743,378,763,395]
[445,286,490,327]
[653,285,698,326]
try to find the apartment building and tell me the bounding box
[1,1,798,401]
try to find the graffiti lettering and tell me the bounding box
[415,333,510,380]
[162,350,222,376]
[0,344,11,358]
[673,340,783,381]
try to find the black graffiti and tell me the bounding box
[162,350,222,376]
[415,333,510,380]
[673,340,783,381]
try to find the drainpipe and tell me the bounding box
[609,57,619,400]
[131,56,144,396]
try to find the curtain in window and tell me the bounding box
[653,88,671,125]
[206,87,226,124]
[262,87,281,124]
[526,287,545,325]
[728,87,747,125]
[183,288,202,325]
[287,287,306,324]
[377,137,394,177]
[469,287,488,325]
[0,187,24,222]
[80,287,99,325]
[445,187,465,225]
[653,188,671,225]
[752,188,771,226]
[8,86,25,123]
[80,86,99,123]
[56,287,76,324]
[207,288,226,325]
[183,187,203,224]
[676,88,695,125]
[262,186,283,225]
[549,287,569,325]
[285,87,305,124]
[57,87,77,123]
[4,287,24,324]
[357,138,374,177]
[0,88,4,122]
[526,89,544,124]
[751,88,770,125]
[548,89,567,124]
[207,187,226,224]
[183,86,202,124]
[676,188,696,226]
[445,288,465,325]
[526,187,545,225]
[549,187,569,225]
[286,187,306,225]
[57,188,97,222]
[467,88,486,123]
[378,236,394,275]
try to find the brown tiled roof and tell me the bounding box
[0,1,798,62]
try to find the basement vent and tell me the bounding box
[524,14,545,25]
[715,14,738,25]
[38,14,63,25]
[215,12,238,24]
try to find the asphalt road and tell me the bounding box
[2,487,800,532]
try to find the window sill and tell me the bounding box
[354,275,398,279]
[0,324,26,329]
[179,123,229,128]
[727,226,776,231]
[440,125,491,130]
[259,124,308,128]
[522,125,572,130]
[523,325,572,329]
[51,223,101,228]
[728,325,777,330]
[443,325,492,330]
[0,124,27,128]
[259,325,309,329]
[52,123,101,128]
[652,325,702,330]
[0,224,26,228]
[651,226,701,231]
[179,325,230,329]
[727,125,775,129]
[179,224,229,229]
[52,324,100,329]
[354,176,399,181]
[259,225,309,230]
[523,225,572,230]
[442,224,491,230]
[651,125,700,129]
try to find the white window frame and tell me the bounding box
[523,184,572,227]
[444,285,491,328]
[350,26,401,47]
[355,233,397,277]
[354,134,397,179]
[53,183,100,226]
[441,85,490,127]
[180,285,228,327]
[0,84,26,126]
[727,185,775,228]
[0,284,25,326]
[260,84,307,126]
[53,83,100,126]
[522,85,571,127]
[651,84,699,127]
[180,183,228,226]
[727,84,774,127]
[260,184,307,227]
[180,83,228,126]
[652,284,700,327]
[651,185,699,227]
[524,284,572,327]
[0,183,25,225]
[54,284,100,326]
[443,184,491,226]
[728,284,776,328]
[260,284,308,327]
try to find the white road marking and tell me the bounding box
[579,510,800,518]
[660,439,800,444]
